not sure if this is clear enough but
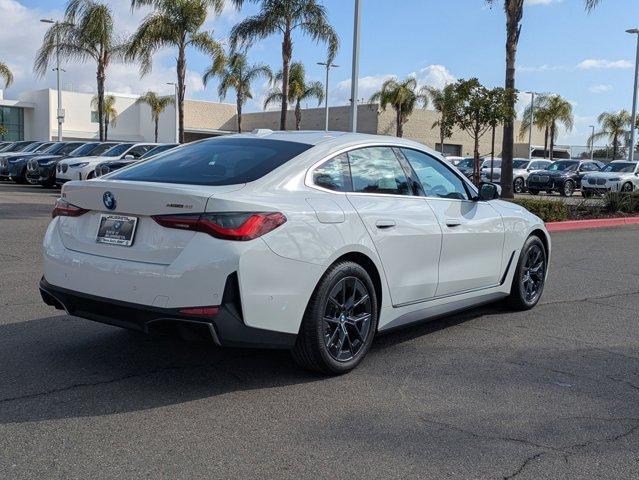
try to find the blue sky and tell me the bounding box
[2,0,639,145]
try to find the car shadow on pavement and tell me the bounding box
[0,304,505,424]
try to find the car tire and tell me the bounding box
[507,235,547,311]
[560,180,574,197]
[529,189,540,195]
[621,182,634,193]
[14,167,27,185]
[514,178,525,194]
[292,261,378,375]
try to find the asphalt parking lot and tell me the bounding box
[1,182,638,480]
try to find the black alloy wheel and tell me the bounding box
[508,236,547,310]
[514,177,525,194]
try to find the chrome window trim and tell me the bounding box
[305,142,479,201]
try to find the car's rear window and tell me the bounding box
[110,138,312,186]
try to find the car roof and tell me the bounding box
[213,130,355,146]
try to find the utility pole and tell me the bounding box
[626,28,639,161]
[167,82,179,143]
[317,61,339,132]
[41,19,65,141]
[349,0,361,133]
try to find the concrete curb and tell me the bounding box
[546,216,639,232]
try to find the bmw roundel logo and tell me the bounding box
[103,191,116,210]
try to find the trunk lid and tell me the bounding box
[57,180,245,264]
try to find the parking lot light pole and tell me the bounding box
[166,82,179,143]
[317,61,339,132]
[525,91,536,160]
[626,28,639,162]
[41,19,63,142]
[589,125,595,160]
[349,0,361,133]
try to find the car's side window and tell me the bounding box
[580,162,596,172]
[312,153,350,192]
[127,146,152,158]
[347,147,411,196]
[400,148,469,201]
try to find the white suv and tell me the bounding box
[581,160,639,196]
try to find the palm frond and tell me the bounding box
[0,61,13,88]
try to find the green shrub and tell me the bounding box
[604,192,639,214]
[508,198,569,223]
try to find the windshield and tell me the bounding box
[482,159,501,169]
[11,141,35,152]
[103,143,134,157]
[139,144,178,159]
[513,160,529,169]
[34,142,54,152]
[57,143,86,156]
[88,142,119,156]
[68,142,99,157]
[456,158,475,169]
[0,143,15,152]
[547,161,578,172]
[602,162,636,173]
[22,142,44,153]
[111,138,312,186]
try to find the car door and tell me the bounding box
[399,148,505,297]
[577,162,599,187]
[344,146,442,306]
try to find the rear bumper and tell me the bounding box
[39,277,297,349]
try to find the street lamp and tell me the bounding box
[317,61,339,132]
[41,18,64,141]
[166,82,179,143]
[626,28,639,161]
[349,0,361,133]
[525,91,536,160]
[589,125,595,160]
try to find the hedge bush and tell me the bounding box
[508,198,569,223]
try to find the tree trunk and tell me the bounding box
[499,0,524,199]
[104,117,108,141]
[543,126,548,158]
[237,93,243,133]
[96,66,105,142]
[154,118,159,143]
[396,104,403,137]
[490,124,496,182]
[613,133,619,159]
[295,100,302,130]
[549,123,555,161]
[440,127,445,154]
[473,124,481,186]
[280,27,293,131]
[176,43,186,143]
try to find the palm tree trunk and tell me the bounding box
[280,27,292,131]
[154,118,159,143]
[105,117,109,141]
[396,105,403,138]
[543,126,548,158]
[499,0,523,199]
[613,133,619,159]
[295,100,302,130]
[440,127,445,154]
[176,42,186,143]
[237,92,243,133]
[96,66,105,142]
[549,123,555,161]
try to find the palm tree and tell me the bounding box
[370,77,428,138]
[0,61,13,88]
[91,94,118,140]
[204,51,271,133]
[136,91,174,142]
[230,0,339,131]
[589,110,631,160]
[540,95,573,161]
[128,0,226,143]
[425,84,458,154]
[264,62,323,131]
[34,0,128,141]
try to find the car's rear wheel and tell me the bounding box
[292,261,378,375]
[621,182,634,193]
[513,177,525,194]
[507,236,547,310]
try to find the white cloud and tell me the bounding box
[525,0,562,5]
[410,64,456,90]
[577,59,633,70]
[588,84,613,93]
[518,64,566,72]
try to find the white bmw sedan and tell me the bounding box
[40,131,550,374]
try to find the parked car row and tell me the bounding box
[445,154,639,197]
[0,140,178,188]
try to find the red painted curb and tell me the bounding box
[546,216,639,232]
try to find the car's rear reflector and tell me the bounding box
[178,306,220,317]
[52,198,89,219]
[152,212,287,241]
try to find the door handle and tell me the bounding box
[375,219,396,229]
[445,219,463,228]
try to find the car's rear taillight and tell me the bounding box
[52,199,88,219]
[178,306,219,317]
[152,212,287,241]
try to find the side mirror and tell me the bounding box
[479,183,501,201]
[123,154,134,159]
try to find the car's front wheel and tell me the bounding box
[507,236,547,310]
[513,177,525,194]
[292,261,378,375]
[621,182,634,193]
[561,180,575,197]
